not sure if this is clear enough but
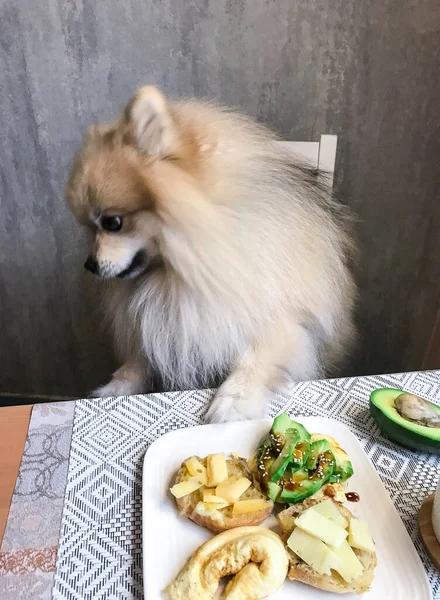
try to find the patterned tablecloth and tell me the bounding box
[1,371,440,599]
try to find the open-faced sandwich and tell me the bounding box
[278,498,376,594]
[170,452,273,533]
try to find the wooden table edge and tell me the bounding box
[0,404,33,547]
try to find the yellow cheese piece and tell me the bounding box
[295,507,348,548]
[207,453,229,486]
[202,489,229,503]
[287,527,341,576]
[348,518,375,552]
[215,477,252,503]
[199,501,229,511]
[232,499,272,515]
[328,540,364,582]
[185,457,208,485]
[314,499,349,529]
[216,475,239,486]
[170,478,203,499]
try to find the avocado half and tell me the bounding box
[370,388,440,454]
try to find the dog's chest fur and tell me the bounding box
[107,269,252,390]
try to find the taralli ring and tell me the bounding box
[166,526,289,600]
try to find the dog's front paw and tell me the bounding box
[92,362,147,398]
[205,388,267,424]
[92,378,143,398]
[205,395,247,423]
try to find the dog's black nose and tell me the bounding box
[84,256,98,274]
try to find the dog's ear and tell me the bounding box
[124,86,176,157]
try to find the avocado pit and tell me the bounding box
[395,393,440,428]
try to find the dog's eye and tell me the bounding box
[101,215,123,232]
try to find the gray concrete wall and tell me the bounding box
[1,0,439,395]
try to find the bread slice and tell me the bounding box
[278,499,377,594]
[173,455,273,533]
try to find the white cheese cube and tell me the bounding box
[295,507,348,548]
[287,528,341,576]
[314,499,349,529]
[329,540,364,582]
[348,518,375,552]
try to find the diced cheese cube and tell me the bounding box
[207,453,229,486]
[295,507,348,548]
[287,527,341,576]
[328,540,364,582]
[314,499,348,529]
[202,488,228,503]
[199,501,229,511]
[185,457,208,485]
[215,477,252,503]
[232,499,271,514]
[170,478,202,499]
[217,475,239,487]
[348,518,375,552]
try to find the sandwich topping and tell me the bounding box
[256,414,354,505]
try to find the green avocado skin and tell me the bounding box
[370,401,440,455]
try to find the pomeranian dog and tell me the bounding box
[66,86,356,422]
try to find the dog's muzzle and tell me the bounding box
[117,250,147,279]
[84,250,157,279]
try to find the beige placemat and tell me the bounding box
[0,401,76,599]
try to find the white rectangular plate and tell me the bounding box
[142,417,431,599]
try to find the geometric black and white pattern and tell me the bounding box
[53,370,440,599]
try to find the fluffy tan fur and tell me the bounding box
[66,86,356,421]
